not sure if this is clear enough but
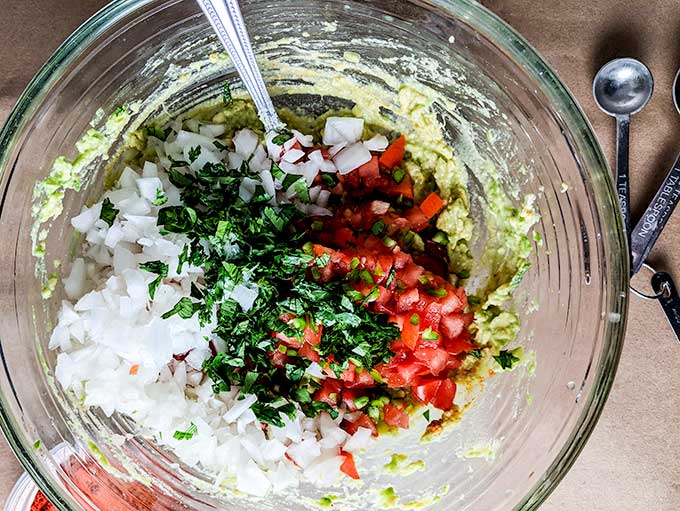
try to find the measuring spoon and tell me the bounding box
[593,58,654,246]
[630,68,680,274]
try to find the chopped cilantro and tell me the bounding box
[161,297,200,319]
[99,198,119,227]
[152,188,168,206]
[470,349,483,359]
[113,105,125,115]
[139,260,169,299]
[494,349,521,370]
[222,82,232,106]
[188,145,201,163]
[423,410,430,422]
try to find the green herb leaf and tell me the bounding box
[152,188,168,206]
[161,297,200,319]
[493,349,521,370]
[139,260,169,299]
[188,145,201,163]
[272,130,293,145]
[423,410,430,422]
[222,82,233,106]
[100,198,119,227]
[392,167,406,184]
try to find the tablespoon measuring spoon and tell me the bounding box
[630,68,680,274]
[196,0,284,132]
[593,58,654,245]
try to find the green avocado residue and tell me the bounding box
[401,484,450,509]
[86,440,110,467]
[377,487,399,509]
[383,454,425,476]
[33,439,41,450]
[318,495,339,508]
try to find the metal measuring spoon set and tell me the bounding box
[594,58,680,342]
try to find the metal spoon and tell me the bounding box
[593,58,654,246]
[196,0,284,133]
[630,68,680,273]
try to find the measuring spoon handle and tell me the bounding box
[631,152,680,274]
[615,114,632,243]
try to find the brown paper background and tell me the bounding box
[0,0,678,509]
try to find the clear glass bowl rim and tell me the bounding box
[0,0,628,510]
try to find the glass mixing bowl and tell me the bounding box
[0,0,627,509]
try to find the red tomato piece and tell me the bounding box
[413,346,449,376]
[440,314,466,339]
[275,331,303,348]
[341,412,378,437]
[303,320,322,346]
[357,156,380,178]
[400,315,420,350]
[443,335,475,355]
[379,135,406,170]
[314,379,342,406]
[383,403,410,429]
[341,388,362,411]
[380,172,414,200]
[340,451,360,480]
[404,207,430,231]
[420,301,442,329]
[268,349,289,368]
[396,287,420,313]
[344,367,376,389]
[400,263,425,287]
[419,192,445,219]
[298,342,321,362]
[440,291,465,315]
[412,377,456,411]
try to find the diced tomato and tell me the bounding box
[312,243,333,257]
[381,355,428,388]
[404,207,430,231]
[269,348,289,368]
[341,362,357,384]
[413,346,449,376]
[412,377,456,410]
[380,172,414,200]
[419,192,445,219]
[357,156,380,178]
[383,403,410,429]
[342,388,362,411]
[443,335,475,355]
[440,314,466,338]
[379,135,406,170]
[314,379,342,406]
[400,263,425,287]
[396,287,420,312]
[340,451,360,480]
[344,367,375,389]
[341,412,378,436]
[128,364,139,375]
[440,291,465,315]
[275,331,302,348]
[298,342,321,362]
[421,301,443,329]
[400,315,420,350]
[303,320,322,346]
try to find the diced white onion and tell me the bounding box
[332,142,372,174]
[322,117,364,145]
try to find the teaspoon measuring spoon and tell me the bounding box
[196,0,284,133]
[630,68,680,274]
[593,58,654,247]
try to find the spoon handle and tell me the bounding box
[630,152,680,274]
[196,0,283,132]
[615,114,632,247]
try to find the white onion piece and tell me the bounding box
[322,117,364,145]
[283,137,298,151]
[227,152,244,170]
[363,134,389,152]
[71,203,102,233]
[142,161,159,178]
[265,132,283,162]
[292,129,314,147]
[260,170,276,203]
[136,177,163,203]
[309,186,322,202]
[332,142,372,174]
[317,189,331,208]
[342,427,373,453]
[63,258,87,301]
[279,161,303,174]
[199,124,226,138]
[233,128,259,157]
[239,177,258,202]
[175,130,216,149]
[328,142,347,157]
[282,148,305,163]
[231,284,258,311]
